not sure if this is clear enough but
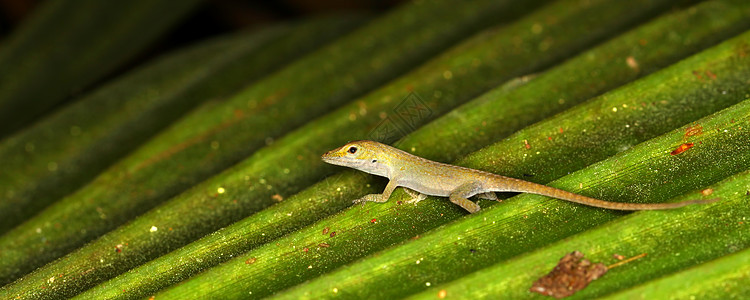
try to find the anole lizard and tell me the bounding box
[321,140,716,213]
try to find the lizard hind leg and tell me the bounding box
[448,182,483,213]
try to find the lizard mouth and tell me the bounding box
[321,155,345,166]
[321,149,344,165]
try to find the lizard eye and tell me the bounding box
[347,146,357,154]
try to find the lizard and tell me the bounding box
[321,140,717,213]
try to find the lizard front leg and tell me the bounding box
[353,179,398,205]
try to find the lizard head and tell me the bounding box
[321,140,391,177]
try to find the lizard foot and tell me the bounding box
[403,188,427,205]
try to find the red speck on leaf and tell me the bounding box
[670,143,694,155]
[705,70,717,80]
[692,70,704,81]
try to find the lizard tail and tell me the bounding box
[493,176,718,211]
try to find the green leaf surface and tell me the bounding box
[76,1,750,298]
[0,15,366,235]
[0,0,539,288]
[408,161,750,299]
[0,0,204,137]
[604,240,750,300]
[192,32,750,300]
[2,0,749,299]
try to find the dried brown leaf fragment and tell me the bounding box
[529,251,608,298]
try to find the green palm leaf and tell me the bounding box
[1,0,748,299]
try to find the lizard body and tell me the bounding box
[321,140,715,213]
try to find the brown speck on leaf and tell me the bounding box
[149,296,156,300]
[319,242,331,248]
[330,231,337,237]
[705,70,717,80]
[529,251,608,298]
[613,254,625,260]
[272,194,283,202]
[685,124,703,138]
[524,139,531,149]
[702,188,714,196]
[608,253,647,269]
[322,227,329,235]
[692,70,704,81]
[81,267,96,276]
[626,56,639,72]
[245,257,257,264]
[438,289,448,299]
[303,247,309,252]
[738,43,748,57]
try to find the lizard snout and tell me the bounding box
[321,146,346,164]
